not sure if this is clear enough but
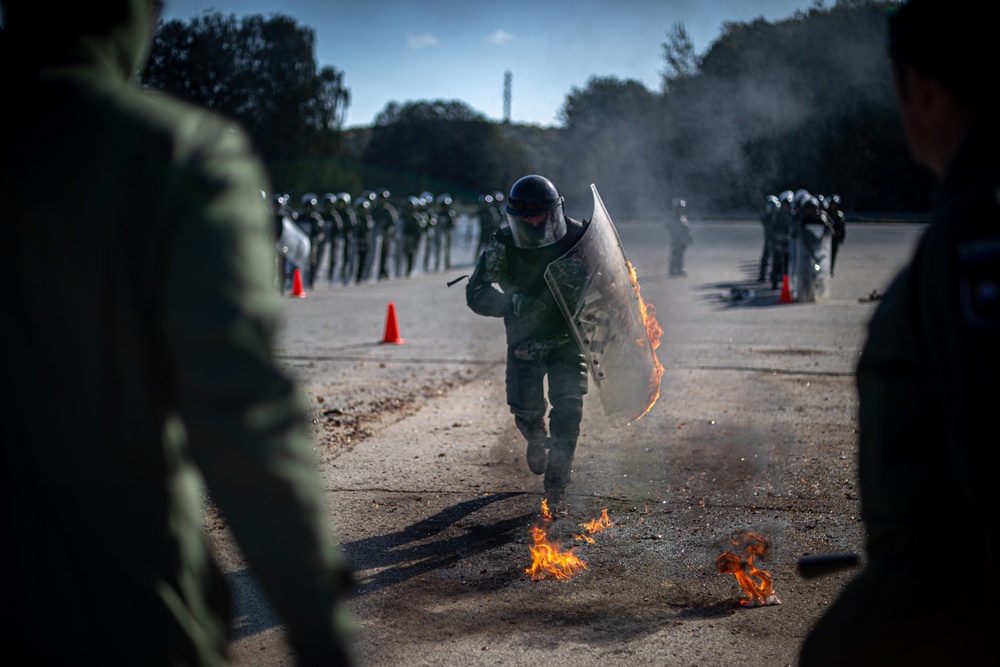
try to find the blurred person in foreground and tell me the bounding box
[800,0,1000,664]
[0,1,354,664]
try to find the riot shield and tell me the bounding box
[789,222,832,302]
[277,215,311,272]
[544,185,663,427]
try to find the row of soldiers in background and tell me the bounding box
[758,189,846,301]
[471,191,508,259]
[270,189,462,293]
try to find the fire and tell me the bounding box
[575,508,613,543]
[627,261,664,418]
[716,530,782,607]
[526,500,587,581]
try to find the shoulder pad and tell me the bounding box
[495,226,514,245]
[481,233,509,281]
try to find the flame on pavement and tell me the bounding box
[627,261,664,419]
[716,530,782,607]
[574,508,613,543]
[526,499,587,581]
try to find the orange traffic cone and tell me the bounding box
[381,302,404,344]
[779,274,792,303]
[290,268,307,298]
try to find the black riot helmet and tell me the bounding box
[505,174,567,249]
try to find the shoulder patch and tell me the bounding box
[958,239,1000,329]
[482,235,508,282]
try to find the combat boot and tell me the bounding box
[544,484,568,518]
[526,436,549,475]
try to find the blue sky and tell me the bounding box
[162,1,823,128]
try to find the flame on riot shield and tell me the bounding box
[544,185,664,427]
[627,260,664,417]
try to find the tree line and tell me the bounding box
[142,1,929,216]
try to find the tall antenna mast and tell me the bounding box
[503,70,512,124]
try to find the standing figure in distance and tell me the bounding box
[399,195,426,277]
[770,190,795,289]
[353,192,375,283]
[758,195,779,282]
[825,194,846,277]
[465,175,589,514]
[334,192,358,285]
[475,193,502,258]
[370,188,398,281]
[421,191,439,273]
[0,1,354,664]
[298,192,327,289]
[322,192,344,284]
[273,192,297,293]
[800,1,1000,664]
[666,197,693,276]
[436,193,457,271]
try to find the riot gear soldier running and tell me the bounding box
[465,175,589,514]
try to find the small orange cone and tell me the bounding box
[290,268,307,298]
[779,274,792,303]
[381,302,404,344]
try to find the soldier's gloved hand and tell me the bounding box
[511,293,546,318]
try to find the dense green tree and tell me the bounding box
[135,1,930,214]
[363,100,529,197]
[661,22,699,93]
[142,11,349,162]
[556,76,666,217]
[657,0,922,211]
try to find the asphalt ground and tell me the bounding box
[208,217,926,666]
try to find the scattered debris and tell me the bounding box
[859,289,884,302]
[722,288,757,303]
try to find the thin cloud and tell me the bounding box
[407,33,440,49]
[488,29,513,45]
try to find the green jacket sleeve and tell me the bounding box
[156,113,353,663]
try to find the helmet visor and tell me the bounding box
[505,197,567,249]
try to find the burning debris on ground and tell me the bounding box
[525,500,618,582]
[716,529,782,607]
[526,499,587,581]
[574,509,613,543]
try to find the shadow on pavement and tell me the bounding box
[343,491,532,597]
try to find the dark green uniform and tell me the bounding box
[800,123,1000,665]
[466,221,590,497]
[0,2,353,664]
